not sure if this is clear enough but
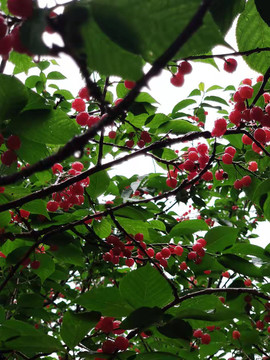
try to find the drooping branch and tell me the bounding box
[0,0,213,187]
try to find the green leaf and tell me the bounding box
[255,0,270,26]
[218,254,262,277]
[135,354,181,360]
[17,294,44,308]
[60,311,100,348]
[204,95,228,106]
[87,171,110,199]
[93,218,111,238]
[121,307,164,330]
[205,226,239,252]
[210,0,245,35]
[17,136,50,164]
[22,199,49,219]
[237,0,270,74]
[156,120,200,135]
[0,74,29,122]
[10,109,80,145]
[0,211,11,227]
[158,318,192,340]
[47,71,67,80]
[170,220,208,237]
[20,9,50,55]
[9,52,36,74]
[31,253,55,283]
[223,134,243,149]
[77,287,133,317]
[172,99,196,115]
[119,264,173,309]
[52,243,85,267]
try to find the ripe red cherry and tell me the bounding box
[52,163,63,174]
[102,340,117,354]
[161,247,171,259]
[179,261,187,270]
[178,61,192,74]
[201,333,211,344]
[20,209,30,219]
[174,245,183,256]
[31,260,41,270]
[197,238,207,247]
[76,112,89,126]
[212,118,227,137]
[254,128,266,143]
[125,258,134,267]
[248,161,258,172]
[166,177,178,188]
[222,271,230,278]
[187,251,197,260]
[99,317,114,333]
[46,201,59,212]
[242,175,251,187]
[242,78,252,86]
[197,143,208,155]
[78,87,90,101]
[114,336,129,351]
[134,233,144,242]
[244,278,252,287]
[8,0,33,18]
[125,140,134,148]
[224,58,237,73]
[170,72,184,87]
[222,153,233,165]
[257,75,264,82]
[71,162,84,172]
[202,171,213,181]
[124,80,136,90]
[6,135,21,150]
[1,150,17,166]
[193,329,203,338]
[256,320,264,330]
[137,139,145,148]
[233,91,244,102]
[108,130,116,139]
[239,85,254,99]
[232,330,241,340]
[72,98,86,112]
[229,110,241,126]
[225,146,236,157]
[215,169,224,181]
[242,134,253,145]
[0,35,13,56]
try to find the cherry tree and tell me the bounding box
[0,0,270,359]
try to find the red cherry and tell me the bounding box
[201,333,211,344]
[232,330,241,339]
[197,238,207,247]
[254,128,266,143]
[252,142,263,154]
[0,17,7,39]
[108,131,116,139]
[174,245,183,256]
[257,75,264,82]
[137,139,145,148]
[1,150,17,166]
[52,163,63,174]
[125,258,134,267]
[222,153,233,165]
[202,171,213,181]
[248,161,258,172]
[78,87,90,101]
[224,58,237,73]
[125,140,134,148]
[140,131,152,143]
[31,260,40,270]
[114,336,129,351]
[234,179,243,190]
[197,143,208,155]
[229,110,242,126]
[76,112,89,126]
[159,258,168,268]
[6,135,21,150]
[124,80,136,90]
[134,233,144,242]
[242,134,253,145]
[72,98,85,112]
[219,296,225,303]
[101,340,117,354]
[222,271,230,278]
[225,146,236,157]
[161,247,171,259]
[71,162,84,172]
[8,0,33,18]
[178,61,192,75]
[212,118,227,137]
[100,317,114,333]
[242,175,252,187]
[179,261,187,270]
[239,85,254,99]
[242,78,252,86]
[244,278,252,287]
[170,72,184,87]
[193,329,203,338]
[250,106,264,122]
[256,320,264,330]
[46,201,59,212]
[146,248,155,257]
[187,251,197,260]
[233,91,244,102]
[0,35,13,56]
[20,209,30,219]
[215,169,224,181]
[166,177,178,188]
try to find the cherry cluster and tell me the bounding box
[0,134,21,166]
[170,61,192,87]
[47,161,89,212]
